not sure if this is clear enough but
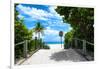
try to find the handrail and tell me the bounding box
[15,39,34,46]
[86,41,94,46]
[15,41,25,46]
[73,38,83,41]
[73,38,94,60]
[74,38,94,46]
[15,39,41,64]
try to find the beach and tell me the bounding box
[47,44,64,49]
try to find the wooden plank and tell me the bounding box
[23,40,28,58]
[86,41,94,46]
[15,41,25,46]
[83,40,86,55]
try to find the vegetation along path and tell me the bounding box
[22,49,87,65]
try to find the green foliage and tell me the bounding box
[33,22,45,39]
[28,40,36,52]
[33,22,45,49]
[15,19,31,43]
[42,45,50,49]
[41,42,50,49]
[64,30,74,49]
[56,6,94,50]
[33,22,45,33]
[56,7,94,43]
[14,4,34,59]
[38,39,50,49]
[14,4,48,60]
[15,44,24,58]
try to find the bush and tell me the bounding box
[15,44,24,59]
[64,30,74,49]
[28,40,36,52]
[42,45,50,49]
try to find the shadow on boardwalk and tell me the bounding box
[21,49,88,65]
[50,49,87,62]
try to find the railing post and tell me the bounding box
[83,40,86,55]
[24,40,28,58]
[68,42,69,48]
[35,37,37,49]
[71,41,73,48]
[75,39,77,49]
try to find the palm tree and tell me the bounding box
[33,22,45,48]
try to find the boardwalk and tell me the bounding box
[22,48,87,65]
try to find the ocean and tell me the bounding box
[45,42,64,44]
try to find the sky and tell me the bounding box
[16,4,72,42]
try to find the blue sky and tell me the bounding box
[16,4,72,42]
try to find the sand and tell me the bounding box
[48,44,64,49]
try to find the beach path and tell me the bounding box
[22,48,87,65]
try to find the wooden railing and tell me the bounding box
[15,39,40,64]
[15,40,29,58]
[71,38,94,60]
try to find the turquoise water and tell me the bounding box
[45,42,64,44]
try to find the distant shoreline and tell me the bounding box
[45,42,64,44]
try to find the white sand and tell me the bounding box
[48,44,64,49]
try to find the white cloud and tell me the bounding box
[17,4,62,22]
[17,14,24,19]
[17,5,48,21]
[44,27,58,35]
[42,27,66,42]
[32,24,67,42]
[17,4,72,42]
[32,26,65,42]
